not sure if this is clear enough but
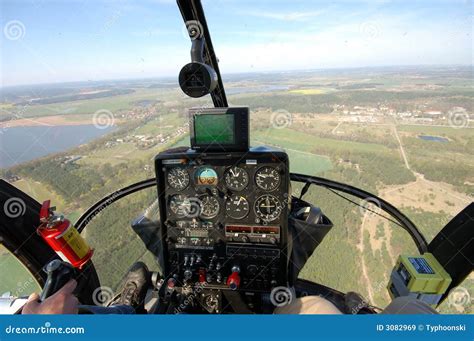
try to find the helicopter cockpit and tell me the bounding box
[0,0,472,316]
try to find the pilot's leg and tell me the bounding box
[105,262,151,313]
[77,262,151,314]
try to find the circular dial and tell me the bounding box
[255,166,280,191]
[199,195,220,219]
[195,167,218,186]
[167,167,189,191]
[169,195,202,218]
[224,166,249,191]
[169,194,190,218]
[225,195,250,220]
[254,194,282,222]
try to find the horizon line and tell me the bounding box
[1,63,472,90]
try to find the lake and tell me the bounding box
[418,135,449,143]
[0,125,115,169]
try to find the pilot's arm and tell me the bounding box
[22,279,78,314]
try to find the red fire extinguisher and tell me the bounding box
[37,200,93,269]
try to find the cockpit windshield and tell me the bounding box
[0,0,472,314]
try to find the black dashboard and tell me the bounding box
[155,146,290,299]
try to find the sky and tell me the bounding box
[0,0,472,87]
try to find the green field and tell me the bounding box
[79,142,150,166]
[0,246,40,297]
[253,128,392,154]
[134,114,186,136]
[253,140,333,175]
[2,88,184,119]
[14,178,67,211]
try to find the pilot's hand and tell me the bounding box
[22,279,79,314]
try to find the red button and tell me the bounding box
[167,278,176,288]
[227,271,240,290]
[199,269,206,283]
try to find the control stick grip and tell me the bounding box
[39,260,76,301]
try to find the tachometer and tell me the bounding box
[167,167,189,191]
[200,195,220,219]
[224,166,249,191]
[255,194,282,222]
[225,195,250,219]
[255,166,280,191]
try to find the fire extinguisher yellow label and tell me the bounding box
[61,226,89,259]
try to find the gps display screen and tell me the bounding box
[194,114,235,145]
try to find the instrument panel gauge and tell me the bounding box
[167,167,189,191]
[195,167,218,186]
[224,166,249,191]
[254,194,282,222]
[255,166,280,191]
[225,195,250,220]
[169,194,191,218]
[199,195,220,219]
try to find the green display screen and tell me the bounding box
[194,114,235,144]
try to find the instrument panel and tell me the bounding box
[166,164,285,224]
[155,147,290,293]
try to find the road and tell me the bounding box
[331,121,343,134]
[392,125,410,170]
